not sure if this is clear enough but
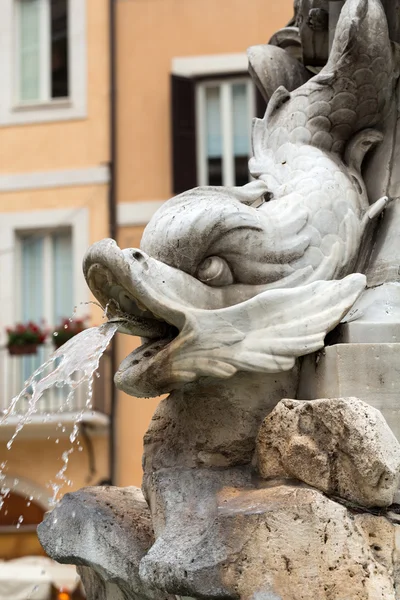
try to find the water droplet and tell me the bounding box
[16,514,24,529]
[55,439,59,444]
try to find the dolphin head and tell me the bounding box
[83,181,365,398]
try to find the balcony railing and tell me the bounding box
[0,344,111,418]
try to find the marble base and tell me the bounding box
[299,342,400,440]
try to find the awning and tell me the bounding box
[0,556,80,600]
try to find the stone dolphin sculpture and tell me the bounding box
[39,1,400,599]
[83,0,394,399]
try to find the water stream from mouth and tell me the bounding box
[0,322,118,506]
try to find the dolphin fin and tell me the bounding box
[172,274,366,380]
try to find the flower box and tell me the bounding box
[6,321,47,356]
[7,344,38,356]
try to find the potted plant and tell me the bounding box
[52,317,87,349]
[6,322,47,356]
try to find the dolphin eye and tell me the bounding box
[197,256,234,287]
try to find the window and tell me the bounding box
[19,229,73,325]
[171,56,267,194]
[16,0,69,104]
[0,0,86,125]
[196,79,255,187]
[17,229,73,382]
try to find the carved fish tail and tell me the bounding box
[300,0,394,153]
[324,0,394,143]
[253,0,394,161]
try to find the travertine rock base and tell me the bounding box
[37,486,174,600]
[256,397,400,507]
[216,485,399,600]
[39,482,400,600]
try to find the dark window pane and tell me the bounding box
[207,157,223,186]
[51,0,69,98]
[205,86,222,185]
[235,156,249,187]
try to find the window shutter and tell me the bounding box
[255,86,267,119]
[171,75,197,194]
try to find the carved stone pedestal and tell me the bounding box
[299,343,400,440]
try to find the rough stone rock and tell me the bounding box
[217,484,399,600]
[256,397,400,507]
[139,464,400,599]
[37,486,174,600]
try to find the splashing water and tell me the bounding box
[0,322,118,505]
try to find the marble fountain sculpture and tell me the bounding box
[38,0,400,597]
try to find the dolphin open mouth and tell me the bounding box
[83,239,187,396]
[87,260,180,382]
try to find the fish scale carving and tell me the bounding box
[247,0,395,283]
[256,1,393,159]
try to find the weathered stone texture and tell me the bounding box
[218,485,398,600]
[37,486,174,600]
[256,397,400,507]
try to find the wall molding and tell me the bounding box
[0,165,109,192]
[117,200,165,226]
[172,53,248,77]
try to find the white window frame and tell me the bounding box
[0,0,87,125]
[196,77,255,187]
[15,226,74,328]
[0,207,89,345]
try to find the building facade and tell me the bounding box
[0,0,111,562]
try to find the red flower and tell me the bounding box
[6,320,48,347]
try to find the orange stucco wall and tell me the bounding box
[116,0,294,204]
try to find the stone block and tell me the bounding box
[299,343,400,441]
[256,397,400,507]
